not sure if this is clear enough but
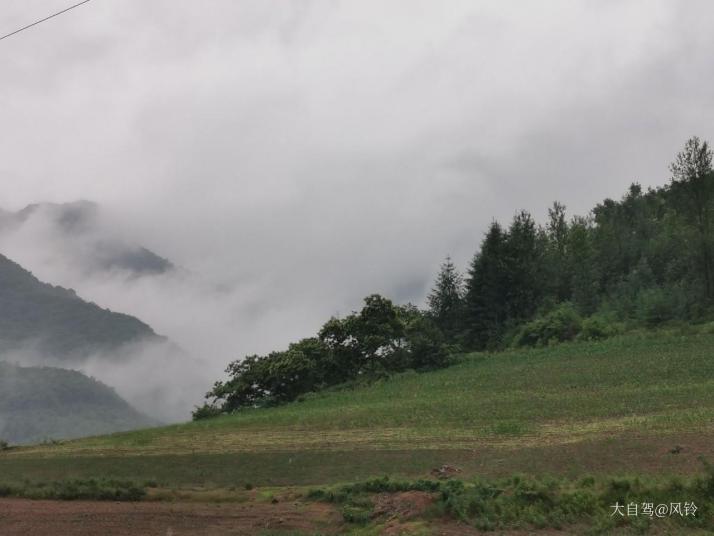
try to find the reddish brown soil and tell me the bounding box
[0,496,572,536]
[373,490,435,522]
[0,498,343,536]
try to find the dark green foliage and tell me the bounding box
[427,256,464,338]
[515,303,582,347]
[0,253,160,360]
[544,201,572,301]
[0,478,146,501]
[636,286,685,327]
[669,137,714,300]
[320,295,411,379]
[463,221,510,349]
[202,296,451,415]
[578,315,617,341]
[191,403,223,421]
[0,362,154,444]
[463,212,547,349]
[457,137,714,350]
[338,476,441,495]
[400,305,453,370]
[438,476,595,531]
[568,215,600,315]
[502,210,544,321]
[206,337,333,411]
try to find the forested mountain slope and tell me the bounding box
[0,362,154,444]
[0,253,160,360]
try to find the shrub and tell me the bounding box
[515,303,582,347]
[192,403,223,420]
[0,479,146,501]
[636,287,683,327]
[0,440,9,451]
[341,505,372,525]
[40,479,145,501]
[578,315,617,341]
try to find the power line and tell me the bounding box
[0,0,93,42]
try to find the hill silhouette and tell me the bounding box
[0,252,160,360]
[0,361,155,444]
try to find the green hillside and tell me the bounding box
[4,330,714,486]
[0,253,160,359]
[0,362,155,445]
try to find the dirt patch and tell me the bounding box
[430,464,462,479]
[0,498,342,536]
[373,490,435,522]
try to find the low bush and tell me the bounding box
[578,315,618,341]
[308,464,714,533]
[636,287,686,328]
[0,479,146,501]
[515,303,582,347]
[192,403,223,421]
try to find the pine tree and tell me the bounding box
[463,222,508,350]
[502,210,543,321]
[669,136,714,300]
[545,202,571,301]
[568,215,599,314]
[427,256,464,337]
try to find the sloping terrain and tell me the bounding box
[4,331,714,484]
[0,253,160,360]
[0,362,155,444]
[3,331,714,534]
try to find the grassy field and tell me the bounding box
[2,330,714,490]
[4,330,714,533]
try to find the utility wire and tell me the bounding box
[0,0,93,42]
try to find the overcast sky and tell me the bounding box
[1,1,713,390]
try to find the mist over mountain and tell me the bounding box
[0,252,160,360]
[0,199,284,415]
[0,201,174,278]
[0,251,208,423]
[0,361,155,445]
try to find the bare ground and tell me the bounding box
[0,497,519,536]
[0,498,343,536]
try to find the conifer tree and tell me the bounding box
[669,136,714,300]
[463,222,508,349]
[427,256,464,337]
[568,215,599,314]
[502,210,543,321]
[545,202,571,301]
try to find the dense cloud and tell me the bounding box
[1,1,713,419]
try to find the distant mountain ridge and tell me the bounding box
[0,361,155,444]
[0,252,160,360]
[0,201,174,277]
